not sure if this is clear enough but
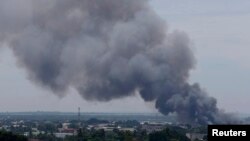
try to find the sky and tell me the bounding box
[0,0,250,114]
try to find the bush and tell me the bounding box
[0,130,27,141]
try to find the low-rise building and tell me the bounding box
[141,123,165,133]
[186,133,206,141]
[54,132,75,138]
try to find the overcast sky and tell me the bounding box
[0,0,250,114]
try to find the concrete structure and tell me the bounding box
[141,123,165,133]
[54,133,75,138]
[186,133,206,141]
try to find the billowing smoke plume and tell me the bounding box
[0,0,237,124]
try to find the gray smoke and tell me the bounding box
[0,0,237,124]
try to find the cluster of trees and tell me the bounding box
[0,127,193,141]
[149,128,190,141]
[115,120,140,128]
[0,130,27,141]
[62,127,191,141]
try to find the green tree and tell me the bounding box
[0,130,28,141]
[149,128,191,141]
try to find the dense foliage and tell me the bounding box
[149,128,190,141]
[0,130,27,141]
[62,127,191,141]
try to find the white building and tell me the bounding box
[54,133,74,138]
[186,133,206,141]
[141,123,165,133]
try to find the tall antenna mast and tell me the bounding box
[78,107,80,122]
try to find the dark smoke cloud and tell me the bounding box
[0,0,237,124]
